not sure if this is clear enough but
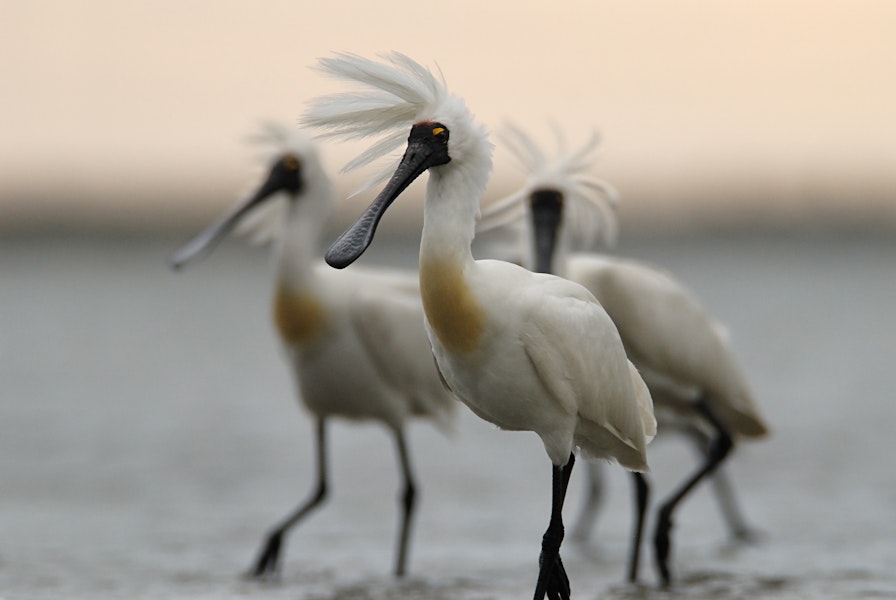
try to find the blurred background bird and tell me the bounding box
[476,123,769,585]
[169,123,456,579]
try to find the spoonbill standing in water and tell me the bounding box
[304,52,656,600]
[477,124,769,585]
[170,124,455,578]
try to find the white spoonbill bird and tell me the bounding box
[304,52,656,600]
[477,124,769,586]
[169,123,455,579]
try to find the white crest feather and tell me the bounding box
[480,123,621,249]
[302,52,489,198]
[303,53,445,172]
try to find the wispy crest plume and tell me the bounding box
[479,123,621,249]
[303,52,447,180]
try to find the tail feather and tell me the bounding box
[629,360,657,443]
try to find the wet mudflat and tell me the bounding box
[1,230,895,599]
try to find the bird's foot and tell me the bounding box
[535,550,570,600]
[246,532,283,581]
[545,555,570,600]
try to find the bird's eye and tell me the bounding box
[432,126,448,141]
[283,155,301,171]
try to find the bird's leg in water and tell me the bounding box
[534,453,576,600]
[682,424,758,542]
[249,417,330,579]
[392,428,418,577]
[653,399,733,586]
[627,472,651,583]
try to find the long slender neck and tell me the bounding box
[419,151,491,267]
[273,199,328,289]
[420,180,472,267]
[270,195,332,347]
[418,152,492,355]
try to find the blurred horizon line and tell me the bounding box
[3,178,894,238]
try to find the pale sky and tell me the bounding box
[2,1,895,232]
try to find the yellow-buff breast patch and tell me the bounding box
[419,256,485,354]
[273,286,326,345]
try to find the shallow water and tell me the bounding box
[1,231,895,599]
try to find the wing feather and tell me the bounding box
[349,283,456,433]
[518,277,653,468]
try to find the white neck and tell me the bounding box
[419,146,492,268]
[417,150,492,356]
[273,193,332,289]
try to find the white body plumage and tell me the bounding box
[477,124,766,440]
[565,253,766,438]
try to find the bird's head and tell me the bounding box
[476,123,621,273]
[302,52,492,269]
[169,124,329,269]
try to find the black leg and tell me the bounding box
[626,472,650,583]
[533,453,575,600]
[682,424,756,542]
[392,428,417,578]
[249,417,329,579]
[653,400,733,586]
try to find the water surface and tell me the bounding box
[1,231,894,599]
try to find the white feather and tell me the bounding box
[302,51,490,197]
[481,123,621,249]
[304,53,446,163]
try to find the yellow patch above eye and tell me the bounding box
[283,155,300,170]
[432,127,445,136]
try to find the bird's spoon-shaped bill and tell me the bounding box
[325,138,437,269]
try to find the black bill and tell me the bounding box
[325,136,442,269]
[529,189,564,274]
[169,156,301,270]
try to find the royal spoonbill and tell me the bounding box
[304,52,656,600]
[169,123,455,578]
[478,123,769,585]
